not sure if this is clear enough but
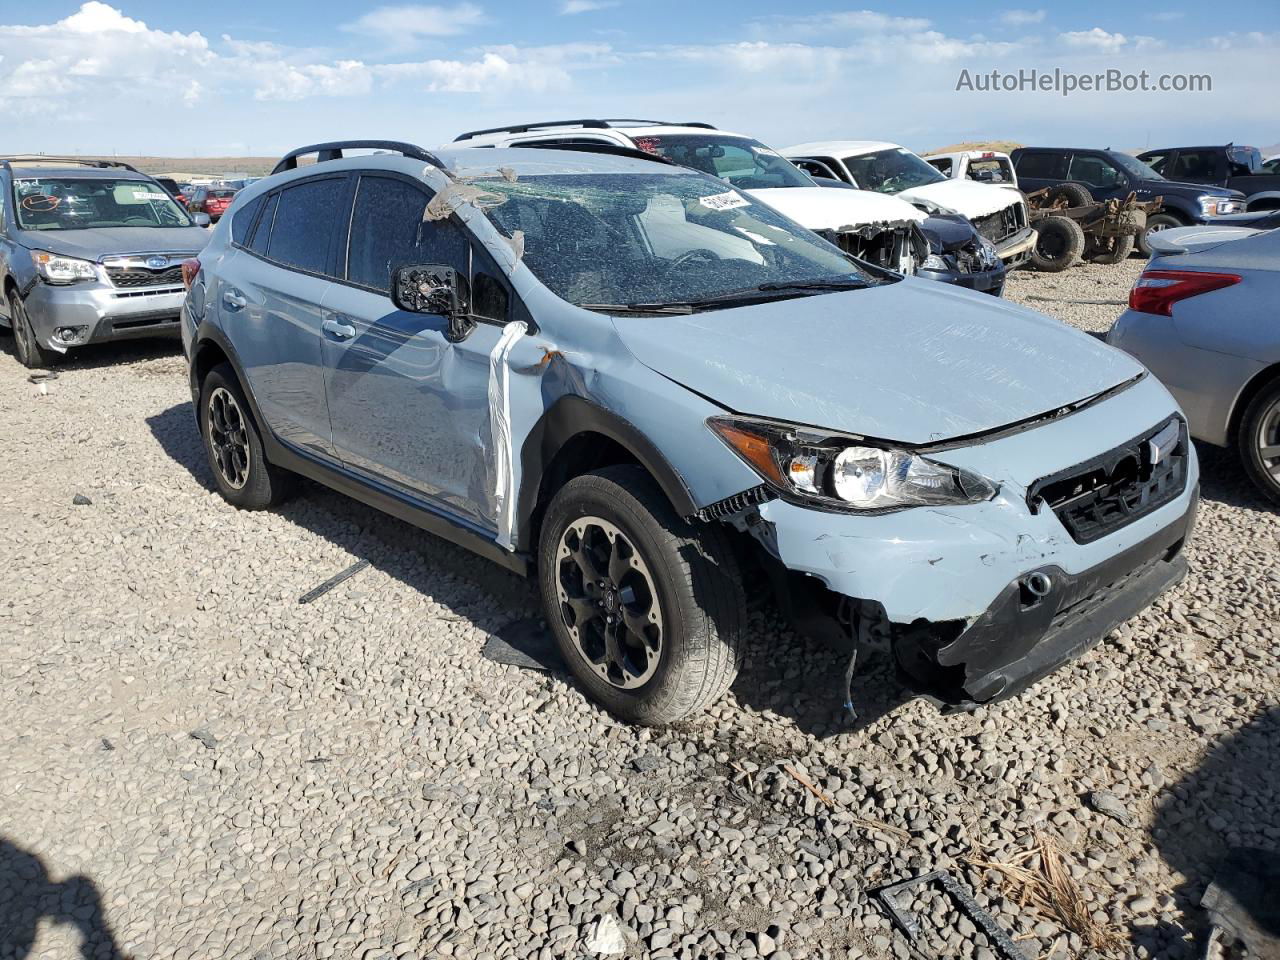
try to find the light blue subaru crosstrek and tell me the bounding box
[181,139,1199,725]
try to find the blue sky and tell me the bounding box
[1,1,1276,157]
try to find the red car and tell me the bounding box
[188,186,238,222]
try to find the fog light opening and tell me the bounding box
[1019,571,1054,607]
[53,326,89,345]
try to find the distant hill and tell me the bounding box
[923,140,1024,156]
[72,155,286,178]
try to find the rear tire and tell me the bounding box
[1238,378,1280,507]
[1085,233,1136,265]
[1137,212,1183,256]
[538,465,745,725]
[7,292,57,369]
[1028,216,1084,272]
[199,363,294,509]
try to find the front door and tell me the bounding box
[320,172,517,532]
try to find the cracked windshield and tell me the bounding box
[479,172,875,309]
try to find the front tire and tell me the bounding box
[1137,212,1183,256]
[538,465,745,725]
[7,292,57,370]
[1239,378,1280,507]
[199,364,293,509]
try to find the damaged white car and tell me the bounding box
[782,140,1036,267]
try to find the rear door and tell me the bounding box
[217,174,351,459]
[319,171,519,531]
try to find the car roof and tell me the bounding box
[455,123,758,148]
[781,140,904,156]
[4,165,150,180]
[432,146,703,178]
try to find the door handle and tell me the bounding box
[323,317,356,340]
[222,289,247,310]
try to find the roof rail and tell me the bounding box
[0,155,139,173]
[518,141,679,167]
[453,119,718,142]
[271,140,447,176]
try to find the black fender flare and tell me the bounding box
[515,395,698,551]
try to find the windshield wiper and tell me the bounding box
[579,302,695,315]
[756,279,873,292]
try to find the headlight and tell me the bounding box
[707,416,999,512]
[921,253,949,270]
[31,250,97,284]
[1199,197,1245,216]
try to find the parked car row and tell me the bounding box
[2,129,1274,728]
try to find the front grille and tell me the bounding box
[972,203,1025,244]
[1028,416,1189,544]
[106,265,185,288]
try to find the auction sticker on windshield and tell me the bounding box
[699,190,751,211]
[131,191,169,201]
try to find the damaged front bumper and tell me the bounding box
[994,225,1036,267]
[734,380,1200,708]
[24,278,184,352]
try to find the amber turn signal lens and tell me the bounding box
[708,419,786,487]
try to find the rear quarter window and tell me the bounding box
[1013,152,1068,180]
[231,194,265,247]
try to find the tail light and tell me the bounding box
[1128,269,1241,317]
[181,257,201,290]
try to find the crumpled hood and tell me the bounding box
[918,213,978,253]
[14,225,209,260]
[748,186,926,230]
[612,278,1143,445]
[896,178,1020,218]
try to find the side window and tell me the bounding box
[266,177,348,276]
[346,175,468,293]
[1170,150,1218,180]
[230,193,265,247]
[1067,154,1123,188]
[927,158,953,177]
[1014,152,1067,180]
[248,193,278,256]
[1141,152,1169,175]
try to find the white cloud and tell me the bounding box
[341,3,486,49]
[1060,28,1128,51]
[1000,9,1046,26]
[560,0,619,14]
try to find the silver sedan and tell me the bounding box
[1109,220,1280,504]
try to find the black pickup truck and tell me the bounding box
[1136,145,1280,213]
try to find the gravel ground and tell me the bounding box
[2,259,1277,960]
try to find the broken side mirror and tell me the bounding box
[391,263,475,342]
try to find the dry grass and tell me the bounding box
[923,140,1025,157]
[965,834,1125,953]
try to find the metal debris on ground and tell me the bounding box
[480,618,562,671]
[1026,295,1127,306]
[1199,847,1280,960]
[871,870,1029,960]
[298,559,371,604]
[965,833,1124,953]
[28,371,58,383]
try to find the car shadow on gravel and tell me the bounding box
[146,399,541,624]
[1195,442,1278,514]
[0,837,124,959]
[1141,706,1280,957]
[727,607,923,740]
[3,335,181,372]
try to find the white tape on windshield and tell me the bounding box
[132,191,168,201]
[488,319,528,551]
[698,190,750,211]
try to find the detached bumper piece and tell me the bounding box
[894,493,1196,706]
